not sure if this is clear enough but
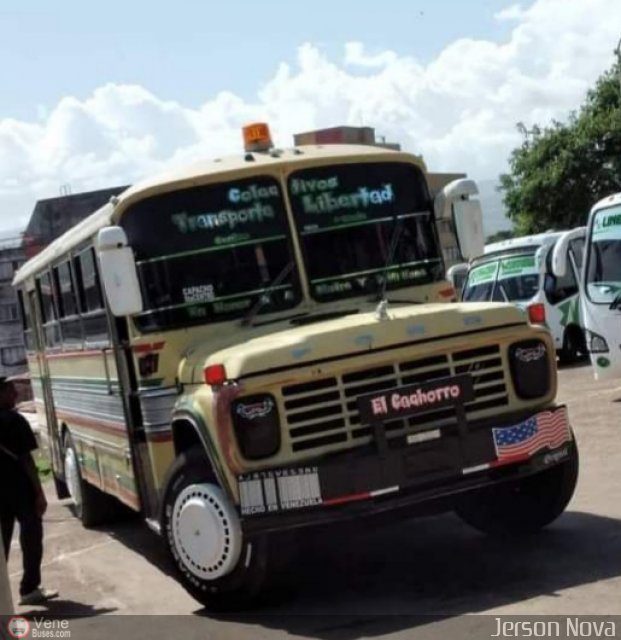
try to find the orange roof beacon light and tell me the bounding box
[242,122,273,153]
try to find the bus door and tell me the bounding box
[543,229,586,359]
[110,315,160,521]
[541,246,581,354]
[28,289,63,477]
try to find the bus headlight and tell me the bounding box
[509,339,550,399]
[231,394,281,459]
[585,330,609,353]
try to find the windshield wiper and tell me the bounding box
[241,261,296,327]
[609,290,621,310]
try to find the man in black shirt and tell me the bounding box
[0,377,57,606]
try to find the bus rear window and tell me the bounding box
[463,254,540,302]
[287,162,442,301]
[121,176,301,331]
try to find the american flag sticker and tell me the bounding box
[492,406,570,462]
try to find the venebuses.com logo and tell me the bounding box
[7,617,30,639]
[5,616,71,639]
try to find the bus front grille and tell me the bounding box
[281,345,509,454]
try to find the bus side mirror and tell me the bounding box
[534,245,548,275]
[453,199,484,261]
[446,262,469,295]
[434,179,485,261]
[96,226,144,317]
[551,227,586,277]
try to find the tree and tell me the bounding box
[499,62,621,234]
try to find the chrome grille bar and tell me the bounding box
[281,345,509,454]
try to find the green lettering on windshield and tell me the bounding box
[468,263,497,285]
[290,175,395,216]
[499,255,536,276]
[602,213,621,227]
[595,211,621,235]
[171,203,275,233]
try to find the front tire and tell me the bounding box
[161,446,269,610]
[456,442,579,536]
[558,327,585,364]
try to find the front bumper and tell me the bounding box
[238,405,573,534]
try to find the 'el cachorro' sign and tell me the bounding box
[357,374,474,425]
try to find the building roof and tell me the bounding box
[24,185,129,243]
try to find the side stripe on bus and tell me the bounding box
[82,467,140,510]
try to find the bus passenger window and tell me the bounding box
[569,238,584,270]
[74,248,104,313]
[36,271,61,348]
[74,248,109,345]
[37,272,56,323]
[55,261,83,347]
[17,289,36,352]
[55,261,79,317]
[545,250,578,304]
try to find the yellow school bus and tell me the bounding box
[13,124,578,608]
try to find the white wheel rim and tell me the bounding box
[64,445,82,508]
[171,483,242,580]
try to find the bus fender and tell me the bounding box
[168,412,233,499]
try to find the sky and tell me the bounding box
[1,0,620,233]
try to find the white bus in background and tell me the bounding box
[462,230,586,363]
[553,195,621,379]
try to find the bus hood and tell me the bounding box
[180,302,528,383]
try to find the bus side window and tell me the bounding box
[569,238,584,271]
[17,289,36,352]
[36,271,61,349]
[73,248,110,345]
[545,249,579,305]
[54,260,83,348]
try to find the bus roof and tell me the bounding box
[483,231,563,256]
[118,144,420,208]
[14,144,423,286]
[590,192,621,214]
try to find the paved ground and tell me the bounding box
[4,362,621,638]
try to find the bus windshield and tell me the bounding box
[586,206,621,304]
[463,253,540,302]
[287,162,442,301]
[121,176,301,331]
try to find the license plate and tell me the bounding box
[239,467,322,516]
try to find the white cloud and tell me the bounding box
[1,0,620,231]
[344,42,399,68]
[495,4,525,21]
